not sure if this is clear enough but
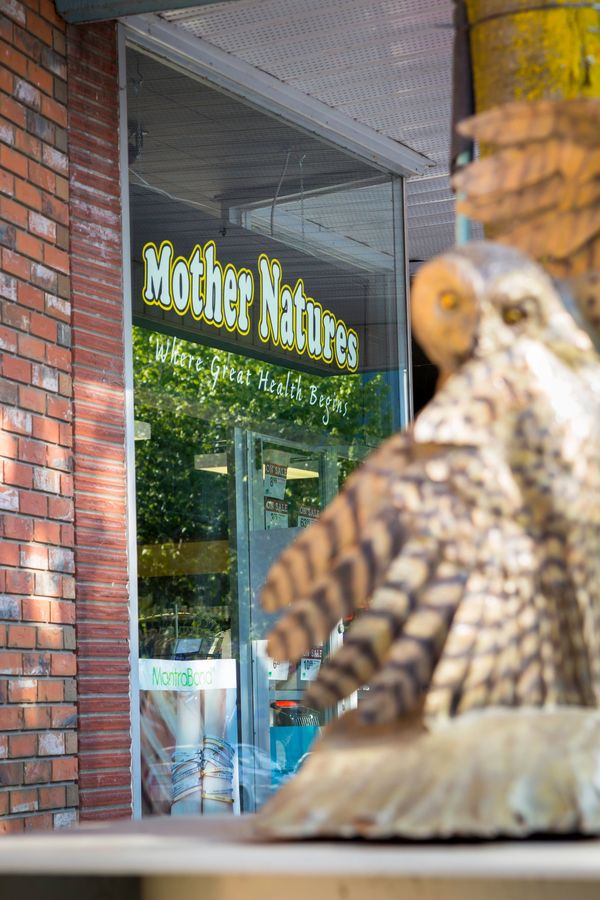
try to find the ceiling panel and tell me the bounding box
[158,0,465,263]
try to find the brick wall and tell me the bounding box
[0,0,78,833]
[67,19,132,822]
[0,0,133,830]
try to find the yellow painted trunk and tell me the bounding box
[466,0,600,109]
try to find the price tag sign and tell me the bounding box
[264,462,287,499]
[265,498,289,529]
[300,657,321,681]
[267,658,290,681]
[297,504,320,528]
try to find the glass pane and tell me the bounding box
[127,45,408,816]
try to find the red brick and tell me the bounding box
[41,194,68,226]
[51,652,76,676]
[10,788,38,814]
[32,415,59,442]
[47,396,70,421]
[24,813,53,830]
[0,64,13,91]
[26,60,53,96]
[35,571,61,596]
[0,144,27,178]
[22,651,51,676]
[8,678,37,703]
[29,211,56,240]
[0,95,26,129]
[8,732,36,757]
[37,679,63,701]
[49,600,74,624]
[5,569,33,594]
[51,704,75,728]
[0,794,7,817]
[0,169,14,198]
[18,281,45,311]
[15,128,41,161]
[24,706,51,729]
[2,354,31,383]
[48,497,72,520]
[39,785,65,810]
[46,344,69,370]
[44,245,69,274]
[39,0,64,26]
[22,597,50,622]
[20,544,48,569]
[33,519,60,543]
[0,818,25,835]
[28,159,54,193]
[26,11,52,46]
[0,196,27,228]
[0,706,23,729]
[0,652,22,676]
[16,229,43,261]
[3,460,33,488]
[19,492,48,517]
[24,760,51,784]
[57,427,71,452]
[0,432,18,457]
[2,247,30,281]
[51,756,76,781]
[7,626,36,649]
[30,311,57,341]
[15,180,41,210]
[2,305,29,335]
[40,94,66,127]
[3,515,33,541]
[0,542,19,566]
[18,333,46,362]
[18,437,46,466]
[46,445,71,470]
[37,624,61,649]
[0,325,17,354]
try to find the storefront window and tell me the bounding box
[126,46,409,815]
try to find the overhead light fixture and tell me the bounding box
[281,465,319,480]
[194,452,318,479]
[194,452,228,474]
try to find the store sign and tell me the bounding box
[142,240,359,372]
[139,658,237,691]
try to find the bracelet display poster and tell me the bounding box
[139,658,240,816]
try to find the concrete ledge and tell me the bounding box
[1,817,600,900]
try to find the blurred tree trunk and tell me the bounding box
[466,0,600,110]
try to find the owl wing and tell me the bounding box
[452,99,600,277]
[263,348,593,723]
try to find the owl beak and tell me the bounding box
[555,277,600,356]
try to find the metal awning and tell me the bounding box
[55,0,234,24]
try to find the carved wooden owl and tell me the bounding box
[262,242,600,726]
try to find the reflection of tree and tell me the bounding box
[133,324,393,658]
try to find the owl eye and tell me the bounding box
[438,291,461,312]
[502,306,527,325]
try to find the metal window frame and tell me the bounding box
[118,14,416,819]
[118,23,142,818]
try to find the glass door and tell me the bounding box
[234,428,369,809]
